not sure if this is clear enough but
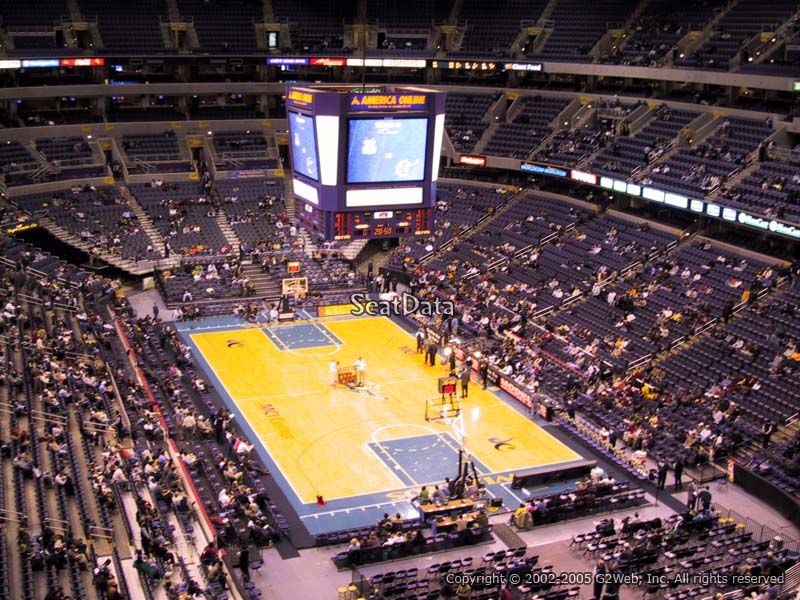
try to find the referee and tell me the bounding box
[460,368,470,398]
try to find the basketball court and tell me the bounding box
[177,313,585,534]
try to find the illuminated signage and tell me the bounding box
[706,203,721,217]
[459,155,486,166]
[0,60,21,69]
[310,57,346,67]
[61,58,105,67]
[346,58,383,67]
[349,93,427,110]
[22,59,60,68]
[768,219,800,239]
[600,176,639,196]
[346,187,423,207]
[643,187,665,203]
[268,57,309,65]
[520,162,568,177]
[721,207,737,221]
[438,60,496,70]
[316,115,340,186]
[382,58,427,68]
[374,211,394,219]
[664,193,688,209]
[689,199,705,212]
[738,212,768,230]
[286,88,314,106]
[292,178,319,205]
[503,62,543,72]
[793,81,800,92]
[570,169,598,185]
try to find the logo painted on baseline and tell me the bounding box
[489,437,516,451]
[350,292,454,317]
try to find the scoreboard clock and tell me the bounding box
[286,85,446,241]
[327,208,432,240]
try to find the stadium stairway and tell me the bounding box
[281,173,295,220]
[469,122,499,156]
[214,212,241,254]
[262,0,275,22]
[66,0,83,22]
[573,103,655,171]
[707,155,764,200]
[536,0,561,28]
[339,239,370,261]
[240,262,283,300]
[740,9,800,68]
[732,403,800,464]
[297,229,315,257]
[777,418,800,443]
[165,0,180,21]
[39,215,158,276]
[672,0,743,64]
[422,182,526,265]
[633,112,717,181]
[525,98,586,160]
[119,185,179,267]
[596,0,653,60]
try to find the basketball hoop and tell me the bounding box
[281,277,308,302]
[425,396,466,447]
[287,285,302,303]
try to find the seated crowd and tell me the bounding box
[0,232,291,599]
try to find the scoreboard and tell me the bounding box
[438,376,458,395]
[286,85,445,241]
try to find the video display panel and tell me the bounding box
[288,111,319,181]
[347,118,428,183]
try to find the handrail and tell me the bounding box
[88,524,114,540]
[112,318,216,542]
[106,364,133,436]
[626,353,652,371]
[561,291,584,307]
[111,483,135,545]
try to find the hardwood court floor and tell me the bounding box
[187,316,579,506]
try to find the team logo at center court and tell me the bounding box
[489,437,516,451]
[226,339,244,347]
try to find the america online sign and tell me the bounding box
[349,94,427,111]
[286,88,314,108]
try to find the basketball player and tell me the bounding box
[354,357,366,386]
